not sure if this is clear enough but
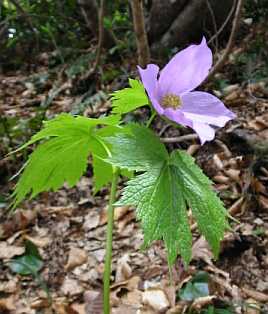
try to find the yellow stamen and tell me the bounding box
[161,94,181,109]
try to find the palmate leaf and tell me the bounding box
[111,79,149,114]
[106,125,228,266]
[170,151,228,257]
[12,113,120,207]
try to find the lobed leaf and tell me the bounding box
[111,79,149,114]
[107,124,229,265]
[12,114,120,207]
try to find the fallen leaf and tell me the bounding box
[65,247,88,271]
[83,212,100,231]
[0,278,18,293]
[0,296,16,311]
[245,298,261,314]
[142,288,169,312]
[115,254,132,282]
[24,234,51,248]
[84,290,102,314]
[0,210,36,239]
[70,303,86,314]
[242,287,268,302]
[114,206,130,221]
[61,278,84,296]
[191,295,215,311]
[192,237,213,265]
[0,241,25,259]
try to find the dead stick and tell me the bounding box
[205,0,243,83]
[161,134,199,143]
[207,0,237,45]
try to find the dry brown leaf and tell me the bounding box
[224,169,241,182]
[0,210,36,239]
[65,247,88,271]
[112,304,138,314]
[0,296,16,311]
[191,296,215,311]
[114,206,130,221]
[83,212,100,231]
[24,234,51,248]
[70,303,86,314]
[84,290,102,314]
[242,287,268,302]
[0,278,18,293]
[259,195,268,209]
[192,236,213,265]
[117,212,135,233]
[115,254,132,282]
[213,175,230,184]
[61,278,84,297]
[0,241,25,259]
[166,302,188,314]
[245,299,261,314]
[122,289,142,308]
[142,288,170,312]
[30,298,51,309]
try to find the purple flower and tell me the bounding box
[138,37,236,144]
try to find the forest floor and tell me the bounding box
[0,23,268,314]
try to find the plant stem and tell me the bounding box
[103,168,119,314]
[146,111,156,128]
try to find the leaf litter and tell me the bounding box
[0,24,268,314]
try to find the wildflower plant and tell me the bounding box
[11,38,235,314]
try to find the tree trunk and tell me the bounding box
[130,0,150,67]
[77,0,115,48]
[148,0,235,56]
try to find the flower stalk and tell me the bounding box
[103,168,119,314]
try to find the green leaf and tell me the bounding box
[9,240,43,275]
[170,151,228,257]
[106,124,168,171]
[179,271,210,301]
[12,114,120,207]
[111,79,149,114]
[107,125,228,265]
[107,125,192,266]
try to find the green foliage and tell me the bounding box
[9,240,43,276]
[245,0,268,21]
[111,79,149,115]
[12,113,120,207]
[9,240,50,300]
[106,125,228,265]
[179,271,210,301]
[170,151,228,257]
[202,305,235,314]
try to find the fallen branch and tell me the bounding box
[161,134,198,143]
[205,0,243,83]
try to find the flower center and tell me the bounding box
[161,94,181,109]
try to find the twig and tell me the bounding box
[161,134,198,143]
[206,0,218,53]
[207,0,237,45]
[82,0,105,79]
[130,0,150,67]
[92,0,105,73]
[205,0,243,83]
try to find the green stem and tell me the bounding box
[103,168,119,314]
[146,111,156,128]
